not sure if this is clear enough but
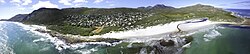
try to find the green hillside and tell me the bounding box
[13,4,240,36]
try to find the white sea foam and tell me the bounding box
[203,29,222,41]
[11,22,118,53]
[182,42,191,48]
[33,38,47,43]
[12,22,69,51]
[0,21,15,54]
[12,22,49,36]
[10,22,68,51]
[74,47,98,54]
[39,47,50,52]
[127,42,133,48]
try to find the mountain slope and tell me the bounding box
[8,14,28,22]
[24,8,65,25]
[8,4,239,36]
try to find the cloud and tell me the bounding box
[73,0,88,3]
[0,0,5,3]
[94,0,104,3]
[58,0,88,7]
[234,1,250,4]
[105,1,111,3]
[71,4,84,7]
[21,0,32,5]
[32,1,59,10]
[59,0,73,5]
[231,1,250,7]
[10,0,22,6]
[10,0,21,3]
[10,0,32,6]
[18,7,26,10]
[109,4,114,6]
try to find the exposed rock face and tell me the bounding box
[8,14,28,22]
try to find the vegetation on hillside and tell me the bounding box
[10,4,240,36]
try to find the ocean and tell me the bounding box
[227,9,250,18]
[0,9,250,54]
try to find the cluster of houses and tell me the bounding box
[65,12,152,30]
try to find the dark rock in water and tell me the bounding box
[183,36,193,44]
[152,40,178,54]
[34,29,49,33]
[49,31,61,37]
[95,38,121,43]
[159,39,175,47]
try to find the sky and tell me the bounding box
[0,0,250,19]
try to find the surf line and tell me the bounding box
[177,18,208,33]
[167,18,210,38]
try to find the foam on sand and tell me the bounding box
[11,22,67,51]
[0,21,15,54]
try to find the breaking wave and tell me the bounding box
[0,21,15,54]
[12,22,110,54]
[203,29,222,41]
